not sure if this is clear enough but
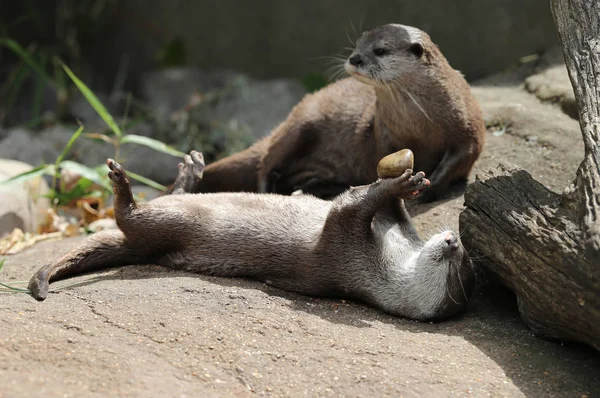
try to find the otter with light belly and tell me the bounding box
[29,151,474,321]
[195,23,485,202]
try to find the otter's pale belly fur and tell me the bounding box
[29,153,474,321]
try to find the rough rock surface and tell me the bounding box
[141,67,307,139]
[0,158,50,237]
[1,61,599,396]
[524,64,578,119]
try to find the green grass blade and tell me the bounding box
[0,259,4,271]
[0,164,55,186]
[126,170,167,191]
[60,160,112,191]
[55,126,84,166]
[0,282,30,292]
[0,38,55,87]
[120,134,186,157]
[62,62,122,137]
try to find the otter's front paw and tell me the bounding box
[391,170,430,200]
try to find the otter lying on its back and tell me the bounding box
[29,151,474,321]
[195,24,485,202]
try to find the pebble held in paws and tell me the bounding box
[29,152,474,321]
[194,23,485,202]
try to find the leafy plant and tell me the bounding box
[0,56,186,206]
[0,39,69,127]
[0,0,117,127]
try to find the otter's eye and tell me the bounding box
[373,48,388,57]
[408,43,424,58]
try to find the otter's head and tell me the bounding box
[411,230,475,321]
[345,24,430,85]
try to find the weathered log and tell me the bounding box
[551,0,600,254]
[459,0,600,350]
[460,165,600,349]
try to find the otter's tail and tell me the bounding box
[28,230,142,300]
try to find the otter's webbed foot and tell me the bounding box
[107,159,126,182]
[173,150,205,194]
[107,158,136,212]
[107,159,132,192]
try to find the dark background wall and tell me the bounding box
[1,0,559,90]
[106,0,558,81]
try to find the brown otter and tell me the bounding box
[29,151,474,321]
[192,23,485,202]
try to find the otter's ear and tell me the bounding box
[408,43,424,58]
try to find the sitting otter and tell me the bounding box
[29,151,474,321]
[194,24,485,202]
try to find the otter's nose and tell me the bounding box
[349,54,364,66]
[445,233,459,251]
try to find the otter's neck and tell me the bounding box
[372,64,458,152]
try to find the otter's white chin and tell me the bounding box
[345,64,374,85]
[344,62,355,75]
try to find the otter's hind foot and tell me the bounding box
[107,158,130,188]
[173,150,205,194]
[107,158,136,210]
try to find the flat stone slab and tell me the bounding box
[1,237,599,397]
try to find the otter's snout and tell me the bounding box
[349,54,364,67]
[444,232,460,251]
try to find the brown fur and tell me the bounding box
[192,24,485,202]
[29,153,474,321]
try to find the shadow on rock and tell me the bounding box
[42,261,600,397]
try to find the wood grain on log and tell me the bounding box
[460,165,600,349]
[460,0,600,350]
[551,0,600,251]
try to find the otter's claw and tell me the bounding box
[385,170,429,200]
[406,171,430,198]
[107,159,130,188]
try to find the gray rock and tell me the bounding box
[211,78,307,140]
[0,126,113,167]
[0,125,183,186]
[140,67,243,124]
[66,91,125,129]
[524,64,578,119]
[0,127,68,166]
[140,67,307,142]
[0,159,51,237]
[119,144,181,186]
